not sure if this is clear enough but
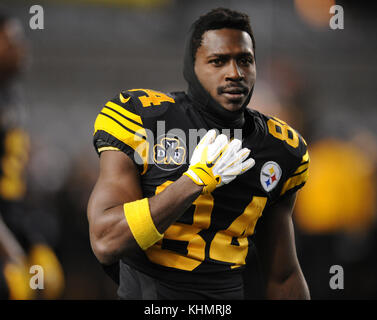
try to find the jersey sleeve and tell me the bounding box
[260,114,310,198]
[93,91,150,174]
[279,137,310,197]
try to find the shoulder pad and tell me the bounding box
[247,110,310,197]
[93,90,151,174]
[263,114,308,160]
[120,88,176,119]
[262,115,309,196]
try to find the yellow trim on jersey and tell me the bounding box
[102,103,143,134]
[97,146,121,153]
[94,102,149,174]
[293,161,309,175]
[280,170,309,196]
[124,198,163,250]
[105,101,142,126]
[281,150,310,196]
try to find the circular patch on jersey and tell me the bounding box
[153,134,187,171]
[260,161,282,192]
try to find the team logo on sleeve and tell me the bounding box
[153,135,186,171]
[260,161,282,192]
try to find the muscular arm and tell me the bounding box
[254,192,310,299]
[87,151,203,265]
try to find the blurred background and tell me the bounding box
[0,0,375,299]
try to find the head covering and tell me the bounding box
[183,26,254,130]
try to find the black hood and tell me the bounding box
[183,26,254,130]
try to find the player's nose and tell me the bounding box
[225,60,243,81]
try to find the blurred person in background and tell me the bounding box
[0,8,64,300]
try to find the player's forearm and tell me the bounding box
[89,175,202,264]
[265,268,310,300]
[148,175,203,233]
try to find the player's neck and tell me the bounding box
[187,88,246,130]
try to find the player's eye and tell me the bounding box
[209,58,225,67]
[239,57,253,66]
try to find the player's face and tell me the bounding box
[194,28,256,112]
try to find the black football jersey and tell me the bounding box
[0,85,29,203]
[93,88,309,286]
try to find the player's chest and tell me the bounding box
[238,135,292,201]
[143,125,289,204]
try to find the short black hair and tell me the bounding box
[190,7,255,60]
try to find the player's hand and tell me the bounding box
[184,129,255,194]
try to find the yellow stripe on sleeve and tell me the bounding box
[97,146,121,153]
[280,169,309,196]
[290,149,310,175]
[281,149,310,195]
[105,101,142,126]
[101,106,143,135]
[293,162,309,175]
[94,111,149,175]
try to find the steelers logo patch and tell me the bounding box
[260,161,282,192]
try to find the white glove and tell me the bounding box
[184,129,255,194]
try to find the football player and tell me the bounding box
[0,8,64,299]
[88,8,310,299]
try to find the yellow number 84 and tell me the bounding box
[146,181,267,271]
